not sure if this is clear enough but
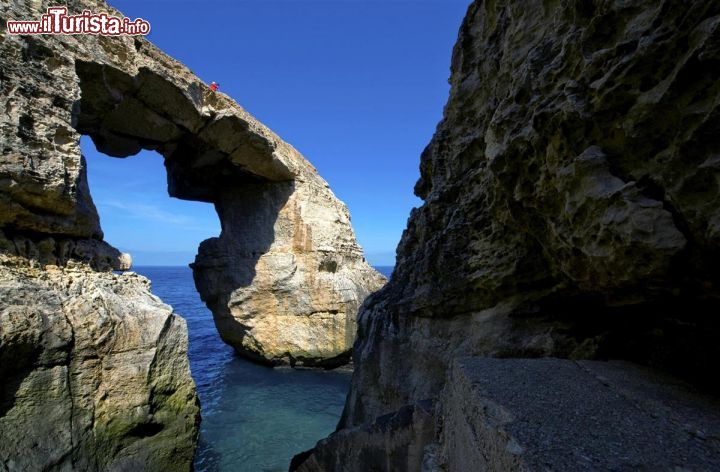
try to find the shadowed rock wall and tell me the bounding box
[294,1,720,470]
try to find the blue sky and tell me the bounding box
[85,0,471,266]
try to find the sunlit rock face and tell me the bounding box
[72,56,385,368]
[0,258,199,471]
[295,1,720,470]
[1,0,382,468]
[1,0,383,365]
[192,181,386,367]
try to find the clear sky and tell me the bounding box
[85,0,471,266]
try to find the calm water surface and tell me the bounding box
[135,265,392,471]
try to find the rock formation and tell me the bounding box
[294,1,720,470]
[1,0,382,368]
[191,179,385,367]
[0,254,199,471]
[295,358,720,471]
[1,0,381,468]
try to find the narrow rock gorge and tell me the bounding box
[294,1,720,470]
[1,0,382,469]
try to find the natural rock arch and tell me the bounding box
[1,2,382,468]
[69,59,384,367]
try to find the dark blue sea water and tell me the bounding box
[135,265,392,472]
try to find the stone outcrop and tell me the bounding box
[1,0,382,371]
[434,358,720,471]
[1,0,381,468]
[192,180,385,367]
[295,358,720,472]
[295,1,720,470]
[291,400,436,472]
[0,254,199,471]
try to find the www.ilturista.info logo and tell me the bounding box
[7,7,151,36]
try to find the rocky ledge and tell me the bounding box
[295,358,720,471]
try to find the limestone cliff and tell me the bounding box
[0,253,199,471]
[295,1,720,470]
[1,0,382,468]
[0,0,382,371]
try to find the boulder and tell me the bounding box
[0,257,199,471]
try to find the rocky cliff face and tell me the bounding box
[296,1,720,470]
[1,0,382,371]
[1,0,382,468]
[0,252,199,471]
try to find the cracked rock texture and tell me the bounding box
[295,1,720,470]
[435,358,720,471]
[1,0,381,468]
[0,256,199,471]
[1,0,382,371]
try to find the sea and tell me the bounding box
[134,265,393,472]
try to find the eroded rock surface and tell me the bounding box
[1,0,381,468]
[192,180,385,366]
[435,358,720,471]
[0,254,199,471]
[296,1,720,470]
[1,0,382,371]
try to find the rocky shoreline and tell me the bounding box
[2,0,720,470]
[1,0,381,468]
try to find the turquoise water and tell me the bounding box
[135,266,392,471]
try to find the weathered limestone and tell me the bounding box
[1,0,382,370]
[295,1,720,470]
[1,0,381,468]
[434,358,720,471]
[291,400,435,472]
[295,359,720,471]
[0,255,199,471]
[192,180,385,367]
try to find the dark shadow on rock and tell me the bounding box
[508,293,720,394]
[191,182,293,357]
[0,341,42,418]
